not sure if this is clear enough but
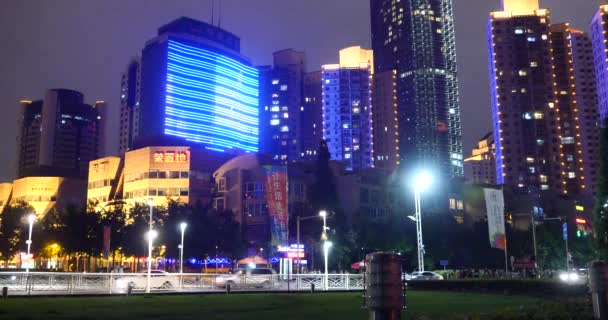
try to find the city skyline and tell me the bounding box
[0,0,603,181]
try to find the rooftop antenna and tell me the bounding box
[211,0,215,26]
[218,0,222,28]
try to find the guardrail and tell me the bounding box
[0,272,364,296]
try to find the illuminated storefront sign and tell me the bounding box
[153,151,189,163]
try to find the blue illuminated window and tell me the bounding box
[165,40,259,152]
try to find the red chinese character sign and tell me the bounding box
[153,151,189,163]
[263,166,288,247]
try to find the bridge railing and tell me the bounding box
[0,272,364,295]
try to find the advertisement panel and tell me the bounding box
[263,166,288,246]
[484,188,506,250]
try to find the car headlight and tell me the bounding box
[568,273,579,282]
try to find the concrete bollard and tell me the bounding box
[590,261,608,320]
[310,283,315,293]
[364,252,404,320]
[1,287,7,299]
[226,283,231,294]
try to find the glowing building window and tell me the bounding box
[271,106,280,112]
[280,85,288,91]
[270,119,280,126]
[272,79,279,85]
[280,126,289,132]
[561,137,575,144]
[165,40,259,152]
[514,28,524,34]
[568,172,576,179]
[527,36,536,42]
[518,70,527,76]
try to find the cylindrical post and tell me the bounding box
[297,216,301,274]
[146,199,153,294]
[590,261,608,320]
[364,253,404,320]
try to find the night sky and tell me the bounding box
[0,0,602,181]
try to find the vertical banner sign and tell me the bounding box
[103,225,111,258]
[484,188,506,250]
[263,166,288,247]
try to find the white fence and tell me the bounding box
[0,272,364,296]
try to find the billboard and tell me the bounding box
[165,40,259,153]
[263,166,288,246]
[484,188,506,250]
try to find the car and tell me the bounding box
[114,270,179,291]
[407,271,444,281]
[558,269,587,284]
[215,268,276,289]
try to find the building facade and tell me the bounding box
[322,47,374,171]
[590,4,608,123]
[12,176,87,216]
[134,17,259,153]
[372,70,399,170]
[301,71,323,159]
[258,49,306,162]
[488,2,598,196]
[464,132,496,185]
[118,58,142,155]
[87,156,122,206]
[17,89,102,179]
[370,0,463,177]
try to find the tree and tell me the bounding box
[594,119,608,260]
[0,201,34,265]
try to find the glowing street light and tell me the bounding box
[25,214,36,272]
[323,241,333,291]
[412,170,433,272]
[179,222,187,274]
[319,210,328,240]
[146,229,158,293]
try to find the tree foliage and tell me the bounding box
[0,201,34,263]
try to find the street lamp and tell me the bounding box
[146,229,158,293]
[323,241,332,290]
[179,222,187,274]
[25,214,36,272]
[319,210,328,240]
[412,171,433,272]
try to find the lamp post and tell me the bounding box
[25,214,35,272]
[146,230,158,293]
[323,241,332,290]
[411,171,433,272]
[179,222,187,274]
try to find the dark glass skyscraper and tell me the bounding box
[370,0,463,178]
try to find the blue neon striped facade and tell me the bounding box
[164,40,259,152]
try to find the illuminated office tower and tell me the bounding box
[135,17,259,153]
[118,58,141,155]
[258,49,306,162]
[322,46,374,171]
[370,0,463,177]
[17,89,102,179]
[591,4,608,123]
[487,1,597,195]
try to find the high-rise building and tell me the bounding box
[372,70,399,170]
[118,58,141,155]
[258,49,306,163]
[17,89,102,179]
[487,2,597,195]
[464,132,496,185]
[302,71,323,159]
[322,46,374,171]
[370,0,463,177]
[590,5,608,123]
[132,17,259,153]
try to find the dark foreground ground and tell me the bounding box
[0,291,592,320]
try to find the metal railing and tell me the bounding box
[0,272,364,296]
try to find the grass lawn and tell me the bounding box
[0,291,577,320]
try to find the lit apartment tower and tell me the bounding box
[550,23,599,196]
[258,49,306,162]
[569,27,600,196]
[370,0,463,177]
[488,1,555,192]
[301,71,323,159]
[322,46,374,171]
[464,132,496,185]
[17,89,101,179]
[372,70,399,170]
[135,17,259,153]
[591,5,608,123]
[118,58,141,155]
